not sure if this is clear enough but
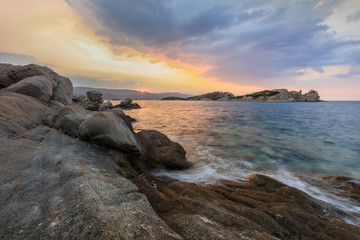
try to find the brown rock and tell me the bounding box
[136,130,192,170]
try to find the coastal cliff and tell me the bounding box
[0,63,359,239]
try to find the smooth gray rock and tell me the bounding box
[0,91,48,135]
[48,100,65,109]
[86,90,103,103]
[54,105,87,137]
[99,101,113,111]
[5,75,53,102]
[0,64,61,89]
[0,127,182,240]
[78,112,141,153]
[51,76,73,105]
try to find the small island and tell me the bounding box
[162,89,321,102]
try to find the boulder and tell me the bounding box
[86,90,103,103]
[113,98,141,109]
[0,91,48,135]
[48,100,65,109]
[51,76,73,105]
[5,75,53,102]
[53,105,87,137]
[78,112,141,153]
[109,108,135,133]
[85,102,100,111]
[0,64,61,89]
[99,101,113,111]
[72,95,87,102]
[136,130,191,170]
[121,98,132,107]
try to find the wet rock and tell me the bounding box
[322,176,360,201]
[113,98,141,109]
[130,174,360,240]
[5,75,53,102]
[78,111,141,153]
[86,90,103,103]
[136,130,192,170]
[126,115,137,123]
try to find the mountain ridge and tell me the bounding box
[74,86,192,100]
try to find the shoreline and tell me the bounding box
[0,63,359,239]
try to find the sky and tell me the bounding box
[0,0,359,100]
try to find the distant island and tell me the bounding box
[74,87,192,100]
[162,89,321,102]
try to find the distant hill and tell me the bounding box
[74,87,192,100]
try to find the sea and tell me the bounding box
[113,100,360,224]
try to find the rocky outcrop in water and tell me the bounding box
[232,89,321,102]
[0,63,358,239]
[164,89,321,102]
[113,98,142,109]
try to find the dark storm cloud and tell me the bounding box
[66,0,360,84]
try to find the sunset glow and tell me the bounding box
[0,0,359,99]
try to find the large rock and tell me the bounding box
[0,91,48,135]
[51,76,73,105]
[0,64,61,89]
[5,75,53,102]
[53,105,87,137]
[86,90,103,103]
[136,130,192,170]
[113,98,141,109]
[0,127,182,240]
[78,112,141,153]
[99,101,113,111]
[304,89,320,102]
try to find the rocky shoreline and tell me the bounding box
[162,89,321,102]
[0,64,359,239]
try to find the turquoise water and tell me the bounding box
[114,100,360,222]
[118,100,360,179]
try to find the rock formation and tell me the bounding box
[113,98,142,109]
[0,63,358,240]
[164,89,321,102]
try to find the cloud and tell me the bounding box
[346,9,360,22]
[69,74,139,89]
[66,0,360,87]
[0,52,52,66]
